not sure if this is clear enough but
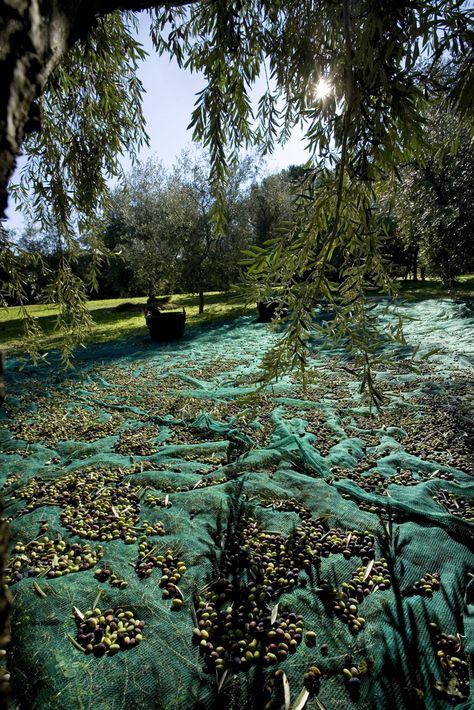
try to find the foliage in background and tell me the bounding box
[100,158,174,297]
[99,150,258,310]
[390,107,474,286]
[247,169,299,247]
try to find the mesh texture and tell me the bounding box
[0,299,473,710]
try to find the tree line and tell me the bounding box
[7,102,474,312]
[6,151,297,311]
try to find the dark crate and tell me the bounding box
[145,310,186,341]
[257,300,288,321]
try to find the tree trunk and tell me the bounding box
[412,244,419,281]
[0,0,85,219]
[198,289,204,314]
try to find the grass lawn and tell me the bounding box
[395,274,474,299]
[1,275,473,356]
[0,290,251,355]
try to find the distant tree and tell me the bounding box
[100,159,182,297]
[247,172,295,247]
[392,108,474,286]
[170,150,257,312]
[96,151,257,307]
[99,201,139,298]
[16,221,62,256]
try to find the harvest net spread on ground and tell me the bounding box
[0,299,473,710]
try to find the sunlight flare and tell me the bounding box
[315,76,332,100]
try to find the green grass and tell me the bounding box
[0,291,251,355]
[395,274,474,300]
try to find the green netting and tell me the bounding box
[0,299,473,710]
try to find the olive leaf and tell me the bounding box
[32,581,47,598]
[283,672,291,710]
[73,607,84,621]
[92,589,102,611]
[363,559,375,582]
[66,634,85,653]
[291,688,310,710]
[217,669,228,694]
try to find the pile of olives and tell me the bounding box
[434,490,474,522]
[429,621,470,703]
[73,606,144,656]
[18,466,141,543]
[402,572,440,597]
[5,537,103,585]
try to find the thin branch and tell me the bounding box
[94,0,198,15]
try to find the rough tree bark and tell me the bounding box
[0,1,195,703]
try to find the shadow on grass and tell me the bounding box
[175,291,245,308]
[396,277,474,301]
[1,291,252,354]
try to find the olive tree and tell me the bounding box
[246,171,296,248]
[168,150,256,312]
[99,158,185,296]
[95,150,255,305]
[392,108,474,286]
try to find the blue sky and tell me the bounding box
[6,12,309,233]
